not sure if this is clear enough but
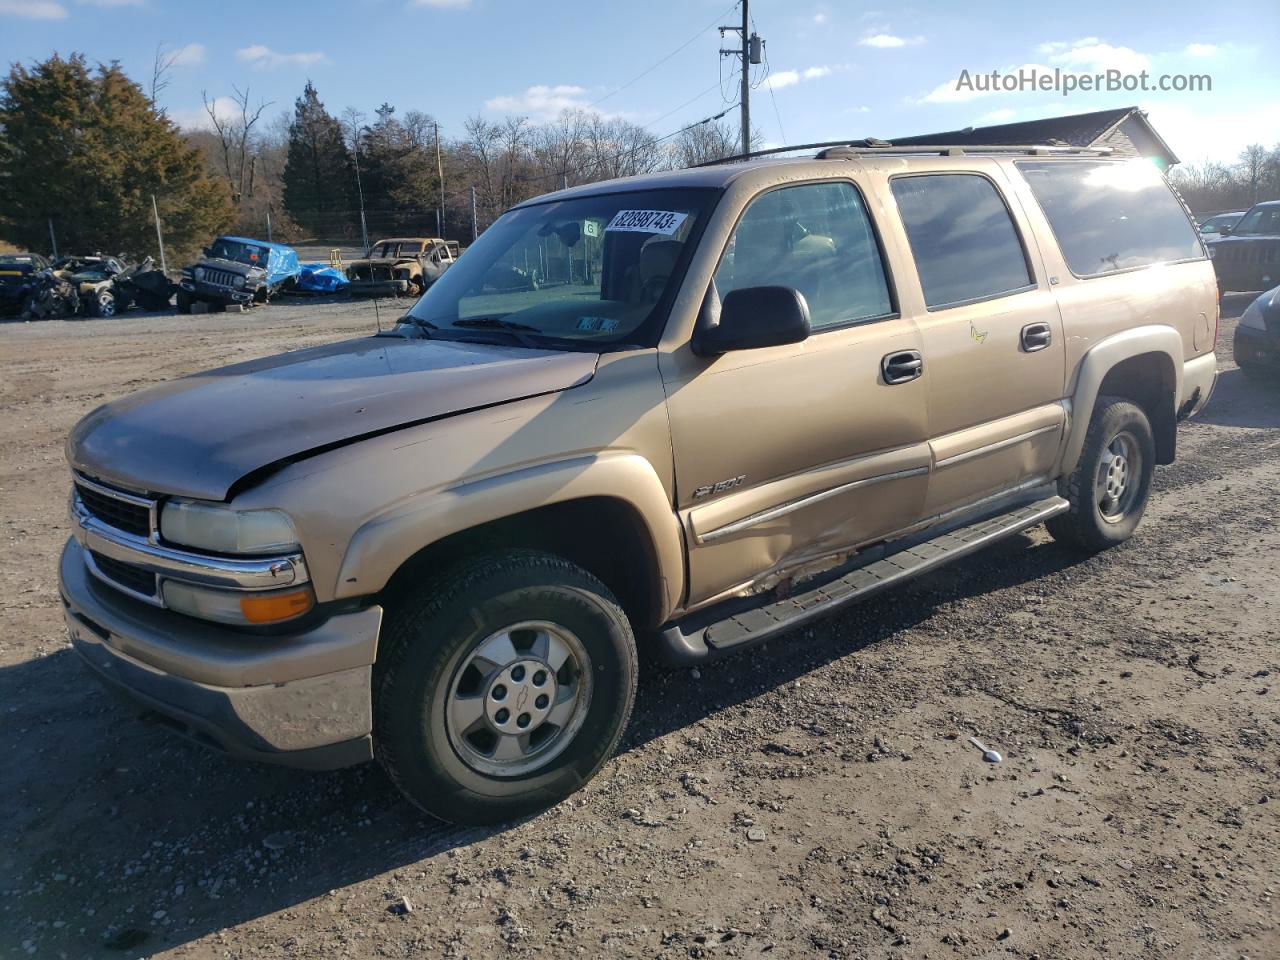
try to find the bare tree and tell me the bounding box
[202,86,273,202]
[149,44,181,108]
[1238,144,1269,206]
[671,118,738,168]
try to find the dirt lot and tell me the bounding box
[1,295,1277,960]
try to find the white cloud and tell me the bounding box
[169,42,204,67]
[803,65,831,79]
[812,12,826,24]
[766,70,801,90]
[859,33,924,48]
[411,0,470,7]
[170,95,239,131]
[978,108,1017,123]
[485,84,593,119]
[1184,43,1218,57]
[77,0,145,6]
[0,0,67,18]
[1041,38,1150,73]
[236,45,329,70]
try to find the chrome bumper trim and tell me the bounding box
[71,497,309,596]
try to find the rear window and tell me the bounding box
[1017,160,1204,277]
[890,174,1033,309]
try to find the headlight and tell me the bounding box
[1239,299,1267,331]
[193,267,205,281]
[234,275,246,289]
[162,580,314,625]
[160,499,299,555]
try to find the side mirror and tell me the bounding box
[1218,225,1233,236]
[693,286,811,356]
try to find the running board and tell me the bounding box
[657,495,1069,665]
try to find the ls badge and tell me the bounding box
[693,475,746,499]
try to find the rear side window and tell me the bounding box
[715,181,893,329]
[1017,160,1204,277]
[890,174,1033,309]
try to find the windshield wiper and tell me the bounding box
[451,316,540,332]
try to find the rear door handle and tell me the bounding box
[1021,322,1053,352]
[882,350,923,384]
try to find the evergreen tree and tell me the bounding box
[0,53,234,263]
[282,81,353,238]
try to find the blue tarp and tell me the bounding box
[296,262,349,293]
[218,236,301,288]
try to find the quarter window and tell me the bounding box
[890,174,1033,309]
[714,182,893,329]
[1017,160,1204,276]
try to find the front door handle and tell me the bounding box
[1021,322,1053,352]
[882,350,923,384]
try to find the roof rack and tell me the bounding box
[693,140,1115,167]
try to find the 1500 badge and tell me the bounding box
[693,475,746,499]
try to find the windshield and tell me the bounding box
[371,242,414,258]
[209,238,269,267]
[1234,206,1280,236]
[403,188,717,347]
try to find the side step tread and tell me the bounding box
[668,495,1068,660]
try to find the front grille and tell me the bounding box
[203,268,239,288]
[90,551,158,599]
[1216,243,1280,267]
[76,482,152,538]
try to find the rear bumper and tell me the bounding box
[1179,352,1218,419]
[59,537,380,770]
[347,279,410,297]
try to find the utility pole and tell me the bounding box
[470,186,478,242]
[150,194,167,274]
[434,122,446,239]
[721,1,763,157]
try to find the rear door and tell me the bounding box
[887,164,1067,517]
[663,179,931,608]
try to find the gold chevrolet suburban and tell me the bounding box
[60,144,1218,824]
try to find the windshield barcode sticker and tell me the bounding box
[605,210,688,235]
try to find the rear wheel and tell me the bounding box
[91,289,117,318]
[375,551,637,825]
[1047,397,1155,551]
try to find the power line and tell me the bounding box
[587,1,740,110]
[754,14,787,144]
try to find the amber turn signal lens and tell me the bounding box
[239,587,314,624]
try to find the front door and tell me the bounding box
[662,180,932,609]
[887,165,1067,517]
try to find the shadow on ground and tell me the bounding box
[1,526,1091,958]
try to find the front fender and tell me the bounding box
[1059,324,1183,475]
[333,452,685,618]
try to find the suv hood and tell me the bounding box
[192,257,258,277]
[68,337,599,501]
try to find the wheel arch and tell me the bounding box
[336,453,684,630]
[1060,326,1183,473]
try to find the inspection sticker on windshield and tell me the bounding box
[605,210,688,235]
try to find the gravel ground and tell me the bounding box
[1,293,1276,960]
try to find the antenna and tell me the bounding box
[372,293,382,334]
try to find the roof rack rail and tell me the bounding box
[693,140,1114,167]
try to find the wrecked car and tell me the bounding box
[346,237,454,297]
[177,237,300,313]
[0,252,51,316]
[52,255,174,317]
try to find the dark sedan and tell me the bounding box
[1235,286,1280,379]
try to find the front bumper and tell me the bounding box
[60,537,381,770]
[347,278,410,297]
[1235,323,1280,372]
[179,279,253,304]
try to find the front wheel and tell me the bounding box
[1047,397,1155,552]
[91,289,117,318]
[374,551,637,825]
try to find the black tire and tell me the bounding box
[374,551,637,825]
[175,291,193,315]
[1047,396,1155,552]
[91,289,117,318]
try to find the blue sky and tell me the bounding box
[1,0,1276,167]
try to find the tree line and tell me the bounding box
[1169,144,1280,216]
[0,53,740,263]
